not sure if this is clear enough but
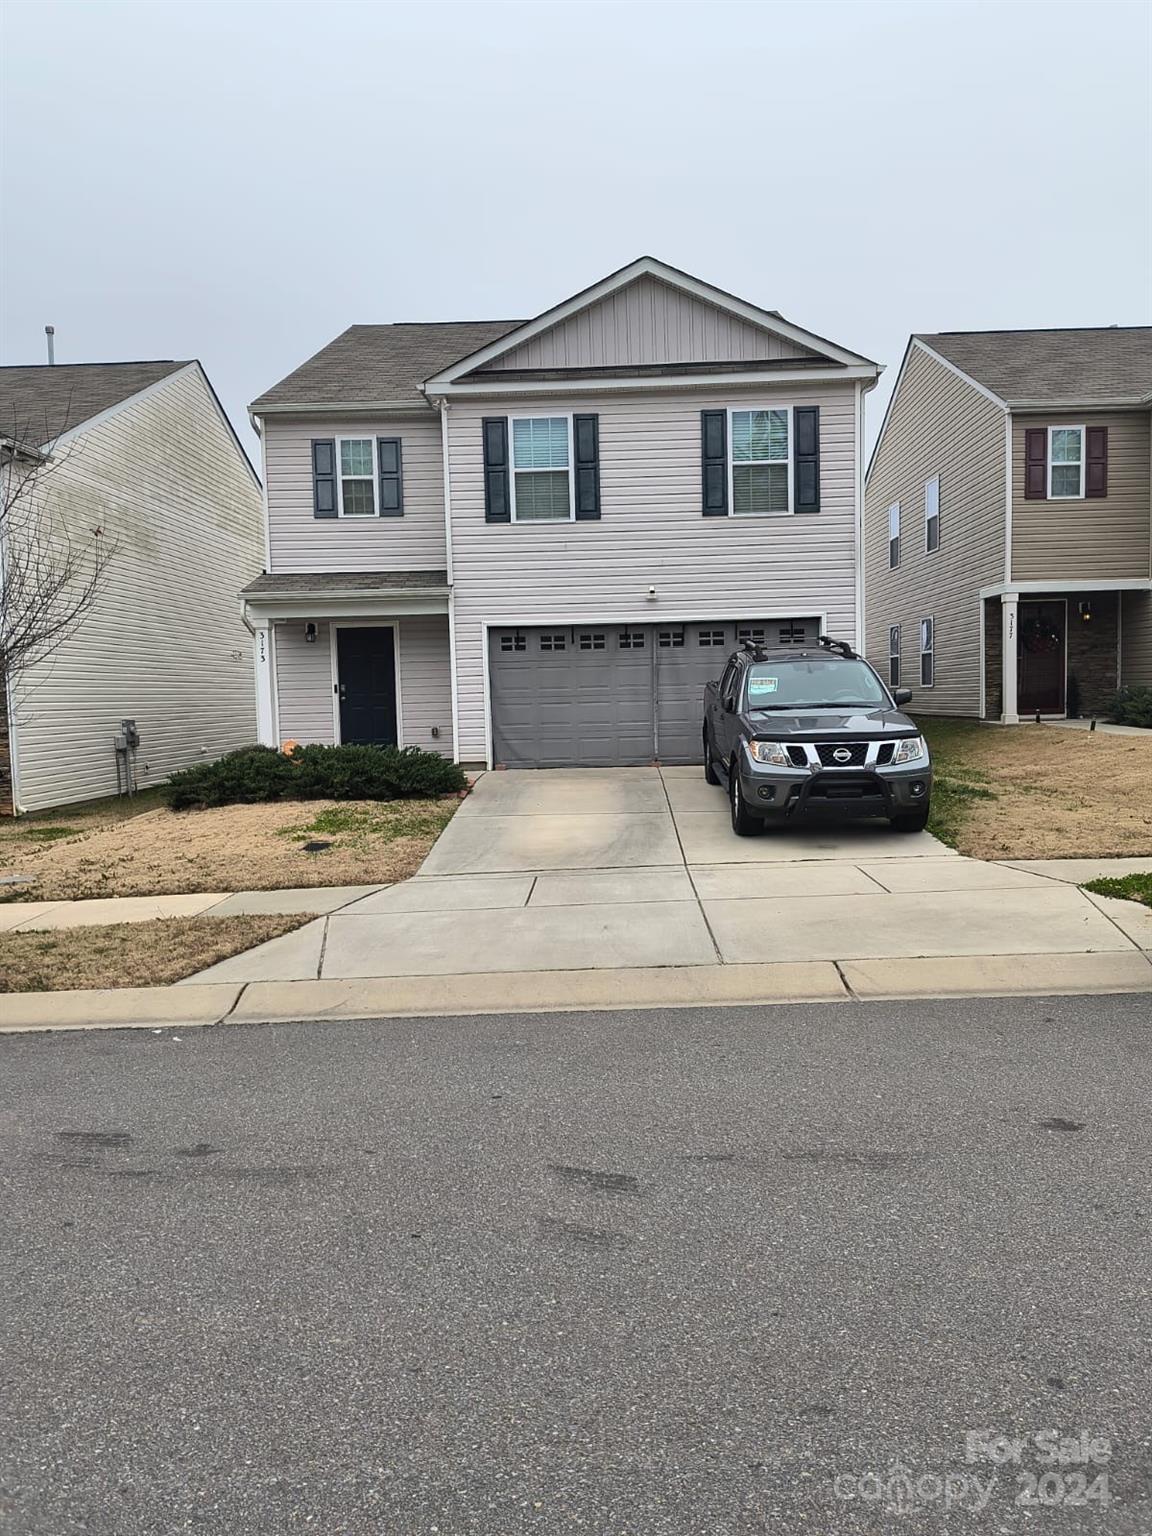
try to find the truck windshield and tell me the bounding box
[744,659,888,710]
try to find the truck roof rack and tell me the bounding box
[817,636,858,660]
[739,640,771,662]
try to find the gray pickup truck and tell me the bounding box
[703,637,932,836]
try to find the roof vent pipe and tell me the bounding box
[45,326,55,365]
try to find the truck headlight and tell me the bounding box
[747,739,789,766]
[893,735,926,764]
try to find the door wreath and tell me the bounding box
[1021,616,1062,653]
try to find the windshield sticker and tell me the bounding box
[748,676,779,694]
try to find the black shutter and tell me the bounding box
[312,439,338,518]
[1024,428,1047,499]
[1085,426,1108,498]
[793,406,820,513]
[377,438,403,516]
[573,414,600,520]
[701,410,727,516]
[483,417,511,523]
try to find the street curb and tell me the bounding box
[1,953,1149,1032]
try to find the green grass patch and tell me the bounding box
[278,801,456,847]
[915,718,999,848]
[1082,874,1152,909]
[17,825,82,842]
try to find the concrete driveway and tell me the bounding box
[190,767,1147,986]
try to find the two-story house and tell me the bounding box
[1,360,264,813]
[865,328,1151,722]
[244,257,880,769]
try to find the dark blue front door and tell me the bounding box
[337,627,397,746]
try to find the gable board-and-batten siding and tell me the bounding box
[263,413,445,572]
[274,616,453,755]
[864,343,1006,716]
[1120,591,1152,686]
[1010,411,1151,581]
[8,368,264,811]
[488,277,819,372]
[446,383,858,762]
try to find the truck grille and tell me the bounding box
[815,742,868,767]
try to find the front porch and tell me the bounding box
[240,570,454,758]
[982,582,1152,723]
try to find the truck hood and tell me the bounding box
[746,707,920,740]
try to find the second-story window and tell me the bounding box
[888,502,901,568]
[1048,427,1084,499]
[731,409,790,515]
[924,476,940,552]
[338,438,376,517]
[511,417,572,522]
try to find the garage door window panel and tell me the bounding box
[731,409,791,515]
[511,417,574,522]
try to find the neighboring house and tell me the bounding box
[245,256,880,768]
[865,328,1152,722]
[0,361,264,812]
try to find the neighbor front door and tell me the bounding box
[1017,601,1066,716]
[336,627,397,745]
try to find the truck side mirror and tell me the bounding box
[892,688,913,707]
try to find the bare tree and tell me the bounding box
[1,405,114,688]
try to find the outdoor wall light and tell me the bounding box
[1078,601,1093,623]
[304,622,318,644]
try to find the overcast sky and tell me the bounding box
[2,0,1149,455]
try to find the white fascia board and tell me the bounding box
[1007,397,1151,411]
[979,578,1152,599]
[253,400,435,419]
[243,593,450,623]
[423,256,877,390]
[427,365,878,401]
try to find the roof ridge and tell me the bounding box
[919,325,1152,338]
[0,358,186,370]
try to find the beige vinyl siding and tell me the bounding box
[263,413,445,572]
[9,366,263,812]
[446,383,858,762]
[1121,590,1152,686]
[865,343,1006,717]
[1011,411,1151,580]
[274,616,452,756]
[489,276,819,371]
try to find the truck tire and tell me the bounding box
[890,803,930,833]
[729,761,761,837]
[703,728,720,785]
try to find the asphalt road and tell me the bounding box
[2,994,1151,1535]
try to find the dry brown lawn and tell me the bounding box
[0,795,458,902]
[0,914,308,992]
[923,719,1152,859]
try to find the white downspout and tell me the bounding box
[437,396,462,763]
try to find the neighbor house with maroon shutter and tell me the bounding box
[244,257,879,767]
[864,327,1152,722]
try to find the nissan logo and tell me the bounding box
[832,747,853,763]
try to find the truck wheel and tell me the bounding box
[703,729,720,785]
[729,762,761,837]
[890,804,930,833]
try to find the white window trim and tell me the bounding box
[509,413,576,524]
[1047,425,1085,500]
[919,616,935,689]
[728,405,794,517]
[889,623,901,687]
[336,435,377,518]
[924,475,940,553]
[888,502,901,568]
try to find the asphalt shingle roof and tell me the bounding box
[916,327,1152,405]
[240,570,448,596]
[250,322,523,412]
[0,361,188,447]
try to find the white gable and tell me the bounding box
[480,276,823,372]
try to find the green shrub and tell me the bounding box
[1109,686,1152,729]
[165,744,466,811]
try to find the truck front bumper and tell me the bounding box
[735,761,933,821]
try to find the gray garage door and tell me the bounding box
[489,618,821,768]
